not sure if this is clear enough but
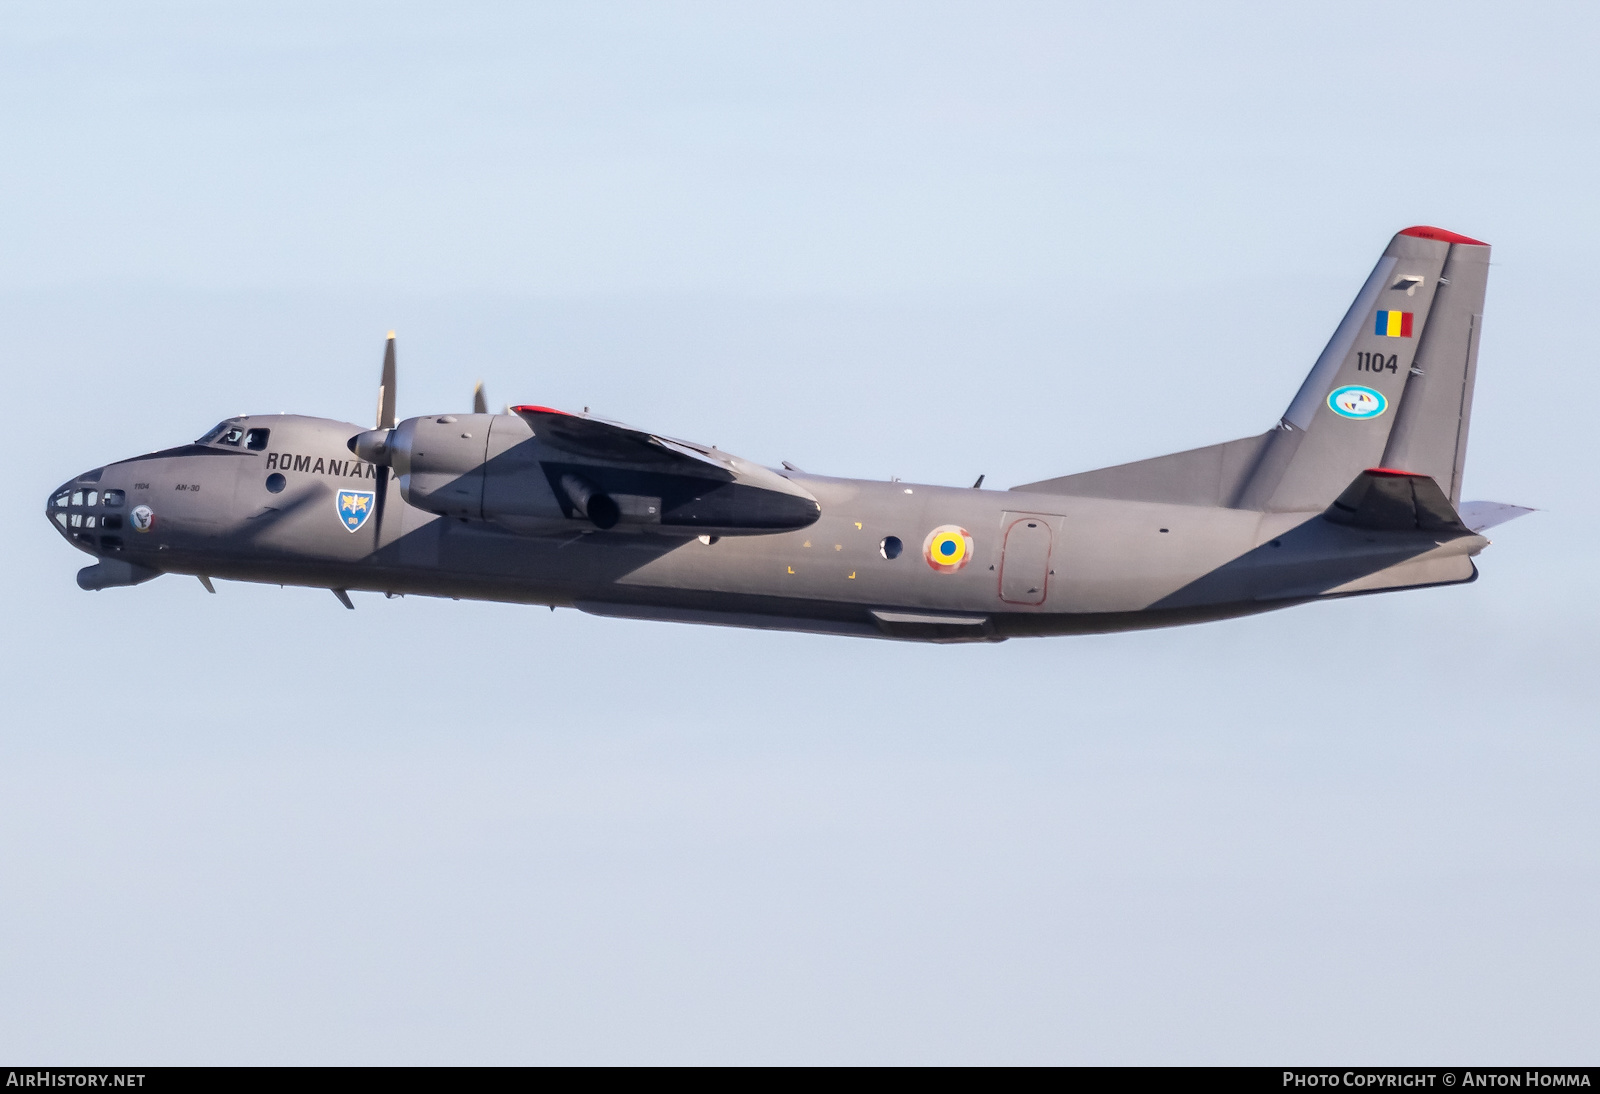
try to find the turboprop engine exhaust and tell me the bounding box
[560,473,620,529]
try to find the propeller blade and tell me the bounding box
[373,460,391,541]
[472,381,487,415]
[376,332,397,430]
[373,332,397,543]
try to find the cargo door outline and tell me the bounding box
[998,514,1055,605]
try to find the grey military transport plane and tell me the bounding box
[49,226,1529,642]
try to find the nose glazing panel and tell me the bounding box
[46,469,125,554]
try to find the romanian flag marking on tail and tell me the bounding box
[1374,310,1414,338]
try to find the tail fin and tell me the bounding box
[1237,226,1490,510]
[1013,227,1490,511]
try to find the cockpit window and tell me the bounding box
[71,490,84,507]
[245,428,270,450]
[198,421,248,445]
[103,490,124,507]
[86,490,99,507]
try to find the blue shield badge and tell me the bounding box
[336,489,376,533]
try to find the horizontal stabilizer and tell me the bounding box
[1323,468,1468,534]
[1457,500,1535,533]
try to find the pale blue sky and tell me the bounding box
[1,2,1596,1063]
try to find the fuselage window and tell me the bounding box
[245,428,270,451]
[101,514,122,530]
[104,490,125,507]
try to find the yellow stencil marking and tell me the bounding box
[787,565,795,574]
[854,522,862,530]
[847,571,855,579]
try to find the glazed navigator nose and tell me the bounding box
[45,472,125,551]
[47,470,162,591]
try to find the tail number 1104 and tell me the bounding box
[1356,352,1398,373]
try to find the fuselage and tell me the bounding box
[47,413,1483,641]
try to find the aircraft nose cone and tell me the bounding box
[45,469,112,546]
[45,477,76,530]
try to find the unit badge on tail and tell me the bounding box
[1328,385,1388,421]
[336,490,376,532]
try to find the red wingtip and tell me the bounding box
[510,404,573,416]
[1366,467,1424,477]
[1400,225,1488,246]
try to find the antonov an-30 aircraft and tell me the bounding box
[48,226,1528,642]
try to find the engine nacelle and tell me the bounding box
[351,412,819,536]
[350,413,495,519]
[393,413,496,519]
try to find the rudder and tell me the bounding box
[1376,234,1489,504]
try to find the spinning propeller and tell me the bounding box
[369,332,398,533]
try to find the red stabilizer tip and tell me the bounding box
[1400,225,1488,246]
[1366,467,1424,477]
[510,404,572,416]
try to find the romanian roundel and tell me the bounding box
[923,525,974,572]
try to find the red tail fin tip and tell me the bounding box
[1400,225,1488,246]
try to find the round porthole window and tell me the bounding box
[879,535,902,560]
[265,473,286,493]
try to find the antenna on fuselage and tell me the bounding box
[472,381,487,415]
